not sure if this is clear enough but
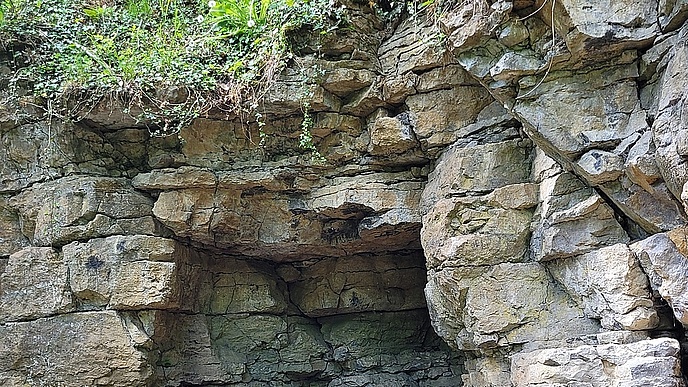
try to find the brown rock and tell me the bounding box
[0,247,72,322]
[368,113,418,155]
[322,68,375,96]
[0,311,153,386]
[10,176,156,246]
[64,236,186,310]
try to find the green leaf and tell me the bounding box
[83,7,102,18]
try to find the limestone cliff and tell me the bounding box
[1,0,688,386]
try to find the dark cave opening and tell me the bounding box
[143,246,465,386]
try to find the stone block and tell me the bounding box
[0,247,72,322]
[64,235,184,310]
[288,253,426,317]
[631,230,688,325]
[426,263,598,352]
[422,196,533,268]
[547,243,658,330]
[368,113,418,155]
[406,87,492,141]
[10,176,156,246]
[210,261,287,314]
[0,195,29,256]
[421,140,533,212]
[0,311,152,386]
[577,149,625,184]
[532,173,629,261]
[511,338,683,387]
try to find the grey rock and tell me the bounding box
[602,178,687,234]
[560,0,659,61]
[209,260,287,315]
[407,87,493,143]
[498,19,530,47]
[625,131,662,190]
[442,0,512,53]
[421,139,532,212]
[577,149,624,184]
[490,50,546,82]
[513,65,643,158]
[547,243,658,330]
[660,0,688,31]
[132,166,217,190]
[426,263,599,352]
[511,338,684,387]
[322,68,375,97]
[631,230,688,325]
[2,3,688,385]
[289,253,426,317]
[652,23,688,200]
[531,172,629,261]
[0,195,29,257]
[382,72,417,104]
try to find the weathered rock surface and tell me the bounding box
[631,229,688,325]
[0,247,72,322]
[3,0,688,385]
[547,243,658,330]
[426,262,599,353]
[531,171,629,261]
[10,176,158,246]
[0,195,28,256]
[512,337,684,387]
[0,311,154,386]
[64,236,187,310]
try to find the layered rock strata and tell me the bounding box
[2,0,688,386]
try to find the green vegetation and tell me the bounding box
[0,0,343,134]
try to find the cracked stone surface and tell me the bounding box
[2,0,688,385]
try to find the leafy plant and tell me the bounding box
[125,0,153,17]
[298,101,322,161]
[0,0,19,26]
[209,0,271,37]
[0,0,345,138]
[83,5,113,19]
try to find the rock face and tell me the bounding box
[511,337,684,387]
[2,0,688,386]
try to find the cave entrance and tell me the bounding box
[144,247,464,386]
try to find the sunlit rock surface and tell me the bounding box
[2,0,688,385]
